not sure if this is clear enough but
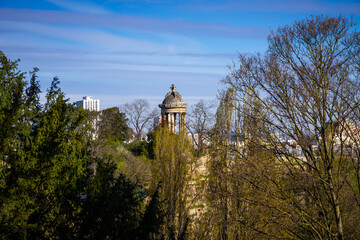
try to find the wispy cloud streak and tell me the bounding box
[44,0,111,14]
[184,0,360,14]
[0,8,267,39]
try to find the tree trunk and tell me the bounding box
[327,166,344,240]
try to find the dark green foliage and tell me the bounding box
[125,140,150,157]
[78,156,143,240]
[146,131,156,160]
[125,131,156,159]
[0,52,90,239]
[137,185,164,239]
[98,107,130,143]
[0,51,163,239]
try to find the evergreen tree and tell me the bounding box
[78,156,143,240]
[98,107,130,143]
[0,51,164,239]
[0,51,90,239]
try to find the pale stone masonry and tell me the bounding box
[158,84,188,133]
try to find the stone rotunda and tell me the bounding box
[159,84,188,133]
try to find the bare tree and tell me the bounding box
[186,100,216,154]
[122,99,158,140]
[221,15,360,239]
[206,88,235,240]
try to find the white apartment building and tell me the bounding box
[76,96,100,112]
[76,96,100,138]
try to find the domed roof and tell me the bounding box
[159,84,188,110]
[162,91,184,104]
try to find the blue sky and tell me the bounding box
[0,0,359,109]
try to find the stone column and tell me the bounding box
[182,113,186,132]
[166,113,169,130]
[169,113,171,132]
[171,113,174,132]
[178,113,182,132]
[174,113,177,133]
[180,113,184,132]
[168,113,172,131]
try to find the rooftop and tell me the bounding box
[159,84,188,109]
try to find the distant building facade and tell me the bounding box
[76,96,100,138]
[76,96,100,112]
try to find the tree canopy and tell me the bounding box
[98,106,130,143]
[216,15,360,239]
[0,51,162,239]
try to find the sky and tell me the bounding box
[0,0,359,109]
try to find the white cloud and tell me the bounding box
[1,20,165,52]
[0,8,267,39]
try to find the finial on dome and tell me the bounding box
[170,84,176,93]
